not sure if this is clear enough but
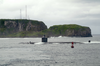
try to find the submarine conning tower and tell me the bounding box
[42,35,48,42]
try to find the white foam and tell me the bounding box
[58,36,62,38]
[34,42,44,45]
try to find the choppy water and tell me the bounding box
[0,35,100,66]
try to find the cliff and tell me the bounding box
[0,19,92,37]
[48,24,92,37]
[0,19,47,37]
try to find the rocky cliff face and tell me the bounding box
[0,19,47,36]
[0,19,92,37]
[65,27,92,37]
[4,20,47,31]
[49,24,92,37]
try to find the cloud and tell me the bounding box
[78,0,100,3]
[0,0,100,34]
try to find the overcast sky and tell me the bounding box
[0,0,100,34]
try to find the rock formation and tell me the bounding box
[0,19,92,37]
[3,20,47,31]
[48,24,92,37]
[0,19,47,37]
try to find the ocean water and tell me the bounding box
[0,35,100,66]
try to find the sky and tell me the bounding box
[0,0,100,34]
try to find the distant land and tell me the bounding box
[0,19,92,37]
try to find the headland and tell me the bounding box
[0,19,92,37]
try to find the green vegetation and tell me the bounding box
[49,24,87,30]
[0,19,47,37]
[0,19,91,37]
[0,19,43,30]
[8,31,46,37]
[0,19,6,28]
[0,28,6,32]
[0,19,40,24]
[49,24,88,35]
